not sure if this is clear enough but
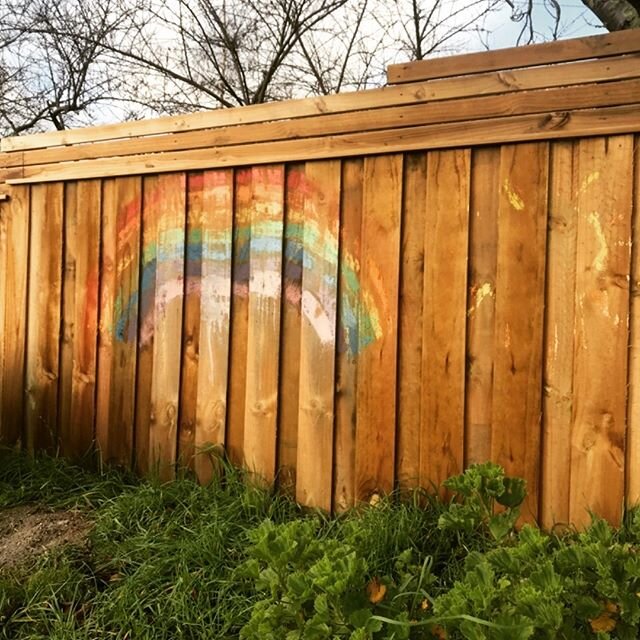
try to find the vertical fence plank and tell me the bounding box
[278,163,305,493]
[570,136,634,526]
[26,183,64,452]
[243,165,284,482]
[540,141,579,528]
[355,154,402,501]
[145,173,187,480]
[95,179,116,463]
[135,174,186,476]
[135,176,159,474]
[465,147,499,466]
[193,169,233,482]
[58,183,77,456]
[0,194,6,442]
[396,153,427,491]
[296,159,341,510]
[628,139,640,508]
[491,142,549,523]
[421,149,470,489]
[334,158,363,512]
[178,172,203,471]
[0,186,29,446]
[59,180,101,458]
[96,177,141,468]
[226,168,252,466]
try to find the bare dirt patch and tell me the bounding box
[0,505,91,569]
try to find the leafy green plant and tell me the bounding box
[238,519,387,639]
[433,519,640,639]
[438,463,526,542]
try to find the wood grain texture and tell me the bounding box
[3,33,640,524]
[25,182,64,452]
[10,78,640,170]
[135,176,160,475]
[193,169,233,483]
[540,142,579,528]
[0,195,6,442]
[95,179,116,463]
[58,180,101,459]
[465,148,500,466]
[491,142,549,524]
[0,192,6,443]
[296,160,341,510]
[420,149,470,490]
[569,135,634,527]
[333,158,363,512]
[627,139,640,507]
[177,172,203,471]
[243,165,284,483]
[396,153,427,490]
[6,103,640,184]
[0,186,29,446]
[387,29,640,83]
[226,168,252,466]
[109,177,140,468]
[355,154,403,501]
[148,173,187,480]
[277,164,305,494]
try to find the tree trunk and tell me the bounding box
[581,0,640,30]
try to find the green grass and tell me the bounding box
[0,451,456,639]
[3,451,640,639]
[0,449,295,639]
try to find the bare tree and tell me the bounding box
[293,0,380,95]
[0,0,139,135]
[581,0,639,30]
[389,0,501,60]
[505,0,639,43]
[0,0,635,136]
[101,0,357,114]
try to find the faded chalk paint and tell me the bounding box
[111,172,384,356]
[250,269,282,298]
[200,273,232,332]
[504,322,512,350]
[502,179,525,211]
[301,290,335,345]
[587,211,608,272]
[578,171,600,195]
[467,281,494,317]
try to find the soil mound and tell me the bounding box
[0,505,91,569]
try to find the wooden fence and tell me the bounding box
[0,29,639,527]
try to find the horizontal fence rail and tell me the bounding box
[0,29,639,528]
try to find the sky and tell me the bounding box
[483,1,603,49]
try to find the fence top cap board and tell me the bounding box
[0,28,638,185]
[387,28,640,84]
